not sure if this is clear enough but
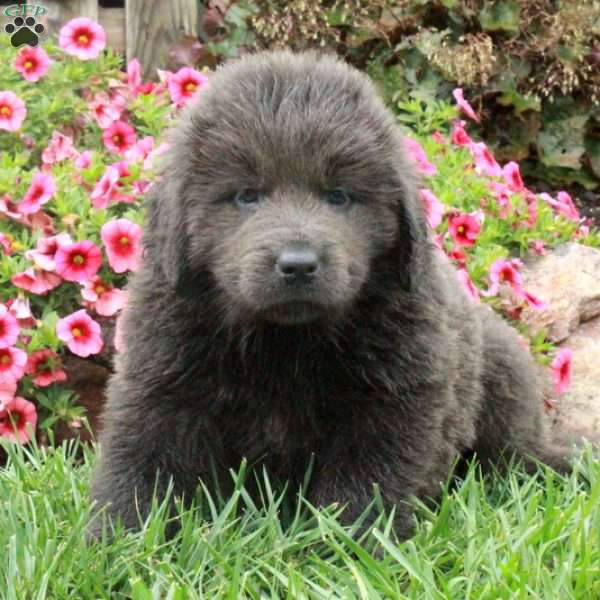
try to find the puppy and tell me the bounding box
[89,50,580,540]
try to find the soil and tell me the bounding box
[576,189,600,228]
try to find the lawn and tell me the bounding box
[1,441,598,599]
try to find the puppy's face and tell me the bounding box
[164,53,417,326]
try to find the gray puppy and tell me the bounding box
[89,51,578,541]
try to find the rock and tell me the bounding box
[553,316,600,439]
[519,242,600,440]
[520,243,600,342]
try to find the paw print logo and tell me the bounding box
[4,16,45,48]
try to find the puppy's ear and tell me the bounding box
[143,177,194,295]
[395,149,430,292]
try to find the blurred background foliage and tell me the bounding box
[184,0,600,203]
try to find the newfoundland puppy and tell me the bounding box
[89,51,578,540]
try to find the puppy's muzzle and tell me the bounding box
[276,244,320,285]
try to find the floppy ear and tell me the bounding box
[143,176,194,295]
[394,150,430,293]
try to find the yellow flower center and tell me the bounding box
[1,355,11,365]
[72,327,82,337]
[0,105,11,116]
[95,285,106,294]
[24,60,33,69]
[185,82,197,92]
[78,34,89,44]
[112,134,121,143]
[73,254,84,265]
[119,236,130,245]
[457,225,465,234]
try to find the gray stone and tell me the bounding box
[521,242,600,342]
[519,242,600,439]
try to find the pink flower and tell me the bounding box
[127,58,142,96]
[55,240,102,283]
[556,192,580,221]
[522,290,547,310]
[133,179,151,196]
[448,212,482,247]
[12,268,61,295]
[168,67,209,106]
[452,88,480,122]
[523,190,538,227]
[530,240,546,255]
[0,91,26,131]
[56,309,103,357]
[431,131,446,144]
[0,194,21,220]
[486,257,544,310]
[551,348,573,395]
[139,81,158,95]
[25,233,73,271]
[124,136,155,168]
[0,347,27,384]
[81,276,127,316]
[0,380,16,411]
[90,166,121,208]
[489,181,512,219]
[90,93,122,128]
[447,247,467,265]
[25,349,67,387]
[502,161,524,193]
[7,297,35,328]
[101,218,143,273]
[451,120,472,146]
[59,18,106,60]
[470,142,502,177]
[14,47,51,82]
[18,172,56,215]
[74,150,93,169]
[0,397,37,444]
[0,232,12,255]
[102,120,137,154]
[23,210,55,235]
[41,131,77,166]
[419,188,444,229]
[404,137,437,176]
[0,305,19,350]
[539,191,579,221]
[456,268,480,303]
[489,257,523,291]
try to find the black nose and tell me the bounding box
[276,246,319,282]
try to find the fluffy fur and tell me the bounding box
[89,51,578,540]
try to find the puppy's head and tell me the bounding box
[146,51,427,326]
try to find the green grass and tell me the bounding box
[0,441,599,599]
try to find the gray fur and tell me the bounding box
[89,51,579,541]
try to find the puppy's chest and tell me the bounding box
[218,367,380,469]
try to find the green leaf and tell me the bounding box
[497,89,541,114]
[479,1,521,32]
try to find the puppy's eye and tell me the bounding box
[325,188,352,208]
[234,189,263,208]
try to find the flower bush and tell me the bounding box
[0,25,210,443]
[0,19,598,445]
